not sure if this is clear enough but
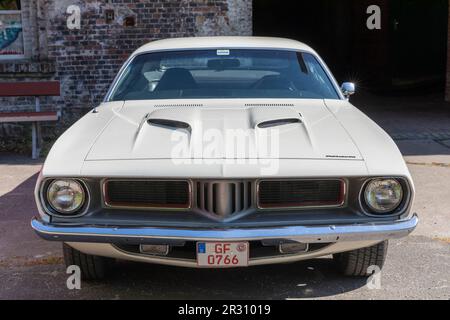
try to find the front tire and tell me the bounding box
[63,243,114,280]
[333,241,388,276]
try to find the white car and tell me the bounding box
[32,37,418,280]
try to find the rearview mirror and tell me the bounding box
[341,82,356,99]
[207,58,240,70]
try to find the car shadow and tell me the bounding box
[93,258,369,299]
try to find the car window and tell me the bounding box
[109,49,340,101]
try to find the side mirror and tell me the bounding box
[341,82,356,99]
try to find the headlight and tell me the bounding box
[46,179,85,214]
[364,178,403,214]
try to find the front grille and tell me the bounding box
[195,181,253,218]
[104,180,190,209]
[257,179,345,209]
[103,179,344,213]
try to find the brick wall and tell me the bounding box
[0,0,252,151]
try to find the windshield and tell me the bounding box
[109,49,340,101]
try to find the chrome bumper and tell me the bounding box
[31,214,418,245]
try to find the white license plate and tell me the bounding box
[196,242,249,267]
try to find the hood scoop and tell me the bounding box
[147,118,191,131]
[86,102,363,161]
[257,118,301,128]
[143,107,303,131]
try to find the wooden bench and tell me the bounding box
[0,81,61,159]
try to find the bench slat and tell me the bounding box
[0,111,59,123]
[0,81,60,97]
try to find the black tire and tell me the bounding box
[333,241,388,276]
[63,243,114,281]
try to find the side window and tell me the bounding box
[0,0,24,59]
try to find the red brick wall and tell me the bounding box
[46,0,252,118]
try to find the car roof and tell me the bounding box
[133,36,316,55]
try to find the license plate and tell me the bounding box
[196,242,249,267]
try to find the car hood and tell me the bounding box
[85,99,363,161]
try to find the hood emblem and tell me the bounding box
[326,155,357,159]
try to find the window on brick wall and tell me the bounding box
[0,0,24,60]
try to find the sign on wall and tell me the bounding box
[0,0,23,58]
